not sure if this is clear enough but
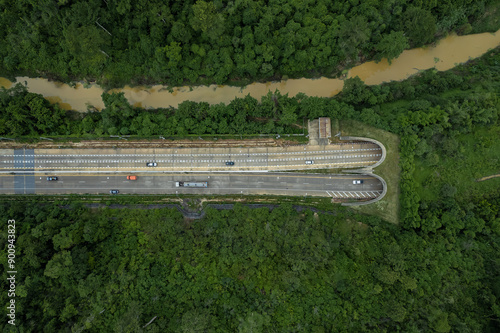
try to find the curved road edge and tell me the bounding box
[341,170,387,206]
[339,136,387,206]
[339,136,386,170]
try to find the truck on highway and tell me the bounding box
[175,181,208,188]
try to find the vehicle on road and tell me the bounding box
[175,181,208,188]
[127,175,137,180]
[305,160,314,164]
[47,176,58,181]
[146,162,157,167]
[225,161,235,166]
[110,190,119,194]
[353,180,364,184]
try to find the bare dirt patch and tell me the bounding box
[476,173,500,182]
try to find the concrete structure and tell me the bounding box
[0,122,388,204]
[319,117,331,139]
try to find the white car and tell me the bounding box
[353,180,363,184]
[146,162,157,167]
[305,160,314,164]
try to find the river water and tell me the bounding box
[1,30,499,112]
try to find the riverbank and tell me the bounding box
[1,29,500,112]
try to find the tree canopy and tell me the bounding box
[0,0,490,87]
[1,197,499,332]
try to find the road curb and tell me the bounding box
[339,136,387,206]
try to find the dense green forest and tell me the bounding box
[1,4,500,330]
[1,46,499,139]
[1,196,499,332]
[1,47,500,331]
[0,0,497,87]
[0,85,306,137]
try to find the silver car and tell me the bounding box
[146,162,157,167]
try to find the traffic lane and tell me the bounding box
[0,173,34,195]
[0,144,382,164]
[28,150,381,163]
[256,174,382,191]
[27,144,380,158]
[1,145,382,162]
[265,152,381,166]
[18,151,382,171]
[6,173,383,195]
[0,146,383,171]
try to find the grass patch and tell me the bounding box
[0,193,339,212]
[414,124,500,202]
[339,119,400,224]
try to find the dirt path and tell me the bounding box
[476,173,500,182]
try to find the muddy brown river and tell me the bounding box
[1,30,499,112]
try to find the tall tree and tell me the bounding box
[402,6,437,47]
[375,30,409,64]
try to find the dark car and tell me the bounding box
[110,190,119,194]
[225,161,235,166]
[47,176,58,181]
[146,162,157,167]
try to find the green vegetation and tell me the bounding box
[0,194,337,214]
[471,0,500,33]
[414,125,500,202]
[333,48,500,233]
[1,199,499,332]
[2,47,500,141]
[0,0,496,87]
[374,30,410,64]
[0,84,68,137]
[1,7,500,331]
[0,89,307,137]
[338,120,400,225]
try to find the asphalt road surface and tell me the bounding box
[0,172,383,198]
[0,142,382,172]
[0,143,384,199]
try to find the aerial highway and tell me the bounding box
[0,142,382,172]
[0,172,383,199]
[0,140,385,201]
